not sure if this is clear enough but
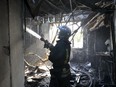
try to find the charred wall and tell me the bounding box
[0,0,24,87]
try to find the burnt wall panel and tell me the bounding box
[9,0,24,87]
[95,26,110,52]
[0,0,10,87]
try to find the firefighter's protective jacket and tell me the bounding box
[49,39,71,77]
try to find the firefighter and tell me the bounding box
[44,25,71,87]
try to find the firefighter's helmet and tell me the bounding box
[58,25,71,39]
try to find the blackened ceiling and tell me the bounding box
[24,0,115,17]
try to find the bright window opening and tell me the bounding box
[49,22,83,48]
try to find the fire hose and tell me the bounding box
[26,27,47,43]
[26,27,54,49]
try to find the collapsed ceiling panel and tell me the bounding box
[24,0,115,17]
[24,0,115,31]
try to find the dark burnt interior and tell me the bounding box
[23,0,116,87]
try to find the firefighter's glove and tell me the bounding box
[44,40,53,49]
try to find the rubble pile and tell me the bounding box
[24,63,51,87]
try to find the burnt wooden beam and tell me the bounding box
[75,0,114,13]
[44,0,63,12]
[76,0,100,10]
[24,0,44,18]
[59,0,70,12]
